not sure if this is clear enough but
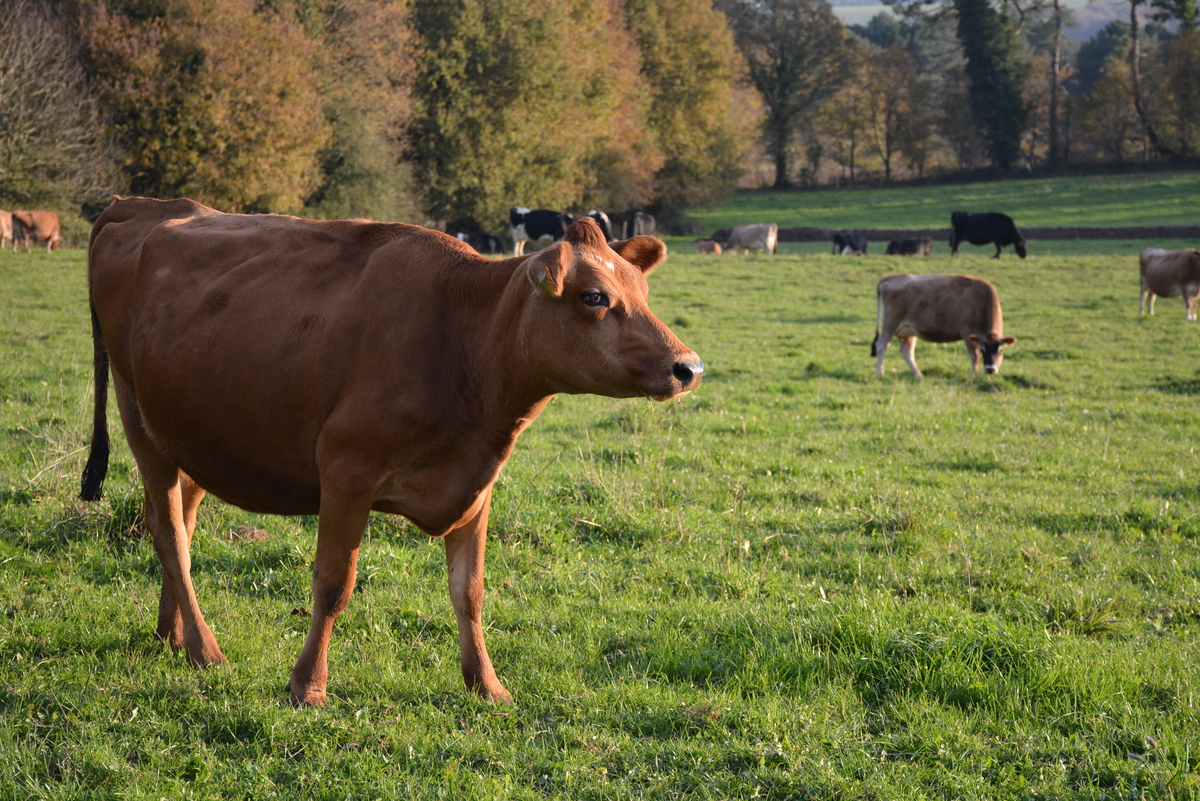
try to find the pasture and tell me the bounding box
[2,233,1200,799]
[688,171,1200,231]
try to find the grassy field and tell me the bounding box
[687,171,1200,232]
[2,232,1200,799]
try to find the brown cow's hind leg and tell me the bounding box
[898,336,921,377]
[114,377,225,666]
[444,488,511,703]
[154,474,207,646]
[288,487,371,706]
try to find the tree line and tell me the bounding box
[0,0,1196,238]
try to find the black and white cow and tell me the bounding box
[456,232,505,255]
[509,207,575,256]
[585,210,616,242]
[833,231,867,255]
[886,238,933,256]
[950,212,1027,259]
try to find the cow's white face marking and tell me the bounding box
[603,259,615,273]
[514,206,531,215]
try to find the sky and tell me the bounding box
[830,0,1127,40]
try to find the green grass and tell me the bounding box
[3,237,1200,799]
[687,171,1200,232]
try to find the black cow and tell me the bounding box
[950,212,1027,259]
[510,207,575,256]
[625,211,655,238]
[585,210,616,242]
[833,231,868,255]
[885,238,933,256]
[456,232,505,255]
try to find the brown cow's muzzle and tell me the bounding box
[646,351,703,400]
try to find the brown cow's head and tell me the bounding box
[968,333,1016,374]
[523,218,702,401]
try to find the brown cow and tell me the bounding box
[0,211,11,252]
[696,239,722,254]
[81,197,703,706]
[872,273,1015,377]
[12,210,62,253]
[1139,247,1200,320]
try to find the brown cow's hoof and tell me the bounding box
[476,683,513,704]
[287,681,327,707]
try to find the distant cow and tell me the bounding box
[696,239,722,254]
[833,231,867,255]
[872,273,1015,377]
[625,211,655,238]
[886,238,933,256]
[950,212,1027,259]
[1139,247,1200,320]
[724,223,778,255]
[585,210,615,242]
[0,211,11,251]
[82,199,702,706]
[456,232,505,255]
[510,207,574,256]
[12,210,62,253]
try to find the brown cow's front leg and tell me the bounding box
[288,490,371,707]
[444,488,511,703]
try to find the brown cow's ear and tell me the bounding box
[610,236,667,275]
[1002,337,1016,345]
[967,334,980,345]
[526,242,572,297]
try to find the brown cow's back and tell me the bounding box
[90,199,510,515]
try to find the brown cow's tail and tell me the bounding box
[80,296,110,501]
[869,282,883,357]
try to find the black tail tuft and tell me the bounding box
[870,334,879,358]
[80,303,110,501]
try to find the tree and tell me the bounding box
[860,46,930,180]
[623,0,751,211]
[952,0,1028,167]
[408,0,659,233]
[719,0,851,188]
[817,72,871,181]
[0,0,118,207]
[78,0,330,212]
[304,0,420,222]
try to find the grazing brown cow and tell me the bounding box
[724,223,778,255]
[0,211,11,251]
[12,210,62,253]
[81,197,703,706]
[696,239,722,254]
[1139,247,1200,320]
[871,274,1015,377]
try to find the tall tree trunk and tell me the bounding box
[1048,0,1062,165]
[1130,0,1176,157]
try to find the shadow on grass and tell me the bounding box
[1156,375,1200,395]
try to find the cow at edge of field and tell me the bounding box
[871,273,1015,377]
[724,223,778,255]
[12,210,62,253]
[886,238,933,256]
[625,211,655,238]
[1139,247,1200,320]
[456,232,505,255]
[585,210,616,242]
[833,230,867,255]
[80,198,703,707]
[509,206,574,256]
[0,211,11,251]
[949,211,1027,259]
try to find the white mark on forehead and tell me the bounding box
[603,259,615,273]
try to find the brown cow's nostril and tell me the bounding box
[672,358,704,386]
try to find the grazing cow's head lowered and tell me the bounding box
[524,218,702,400]
[967,333,1016,374]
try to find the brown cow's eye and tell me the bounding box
[581,291,609,308]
